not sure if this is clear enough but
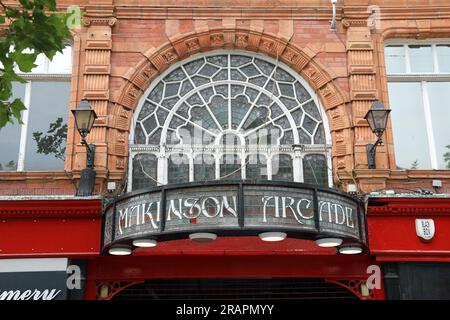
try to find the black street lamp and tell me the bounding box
[72,99,97,196]
[364,101,391,169]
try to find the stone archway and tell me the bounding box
[109,27,353,185]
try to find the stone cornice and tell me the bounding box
[0,171,74,182]
[114,6,342,20]
[0,198,102,218]
[338,169,450,181]
[343,5,450,21]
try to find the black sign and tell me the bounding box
[103,181,365,249]
[0,271,67,300]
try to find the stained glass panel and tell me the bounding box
[131,52,329,190]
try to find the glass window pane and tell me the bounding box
[303,154,329,187]
[272,154,293,181]
[0,82,26,171]
[220,154,241,180]
[388,82,431,169]
[194,154,216,181]
[132,154,158,189]
[436,45,450,73]
[385,45,406,74]
[409,45,433,73]
[48,46,72,74]
[24,81,70,170]
[246,154,268,180]
[168,154,189,184]
[427,82,450,169]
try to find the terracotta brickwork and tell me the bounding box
[1,0,450,195]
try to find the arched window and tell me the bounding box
[168,153,189,184]
[129,51,331,189]
[272,154,293,182]
[246,154,268,180]
[132,153,158,190]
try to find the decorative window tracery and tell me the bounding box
[130,51,331,190]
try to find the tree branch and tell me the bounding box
[0,1,7,12]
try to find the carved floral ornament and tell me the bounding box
[83,16,117,27]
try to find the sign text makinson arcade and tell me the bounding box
[102,181,366,255]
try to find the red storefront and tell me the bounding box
[2,0,450,302]
[2,193,450,300]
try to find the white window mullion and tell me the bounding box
[215,154,220,180]
[267,156,273,180]
[241,152,246,179]
[432,44,439,73]
[227,54,232,130]
[158,155,168,185]
[189,155,194,182]
[327,151,333,188]
[17,81,32,171]
[405,44,411,73]
[127,152,135,192]
[44,56,50,73]
[293,155,303,182]
[421,81,438,169]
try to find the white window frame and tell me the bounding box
[128,50,334,190]
[10,48,73,172]
[385,39,450,170]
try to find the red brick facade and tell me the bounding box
[1,0,449,195]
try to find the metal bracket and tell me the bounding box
[77,143,96,196]
[366,138,382,169]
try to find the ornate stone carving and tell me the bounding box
[161,49,177,63]
[116,131,126,143]
[115,158,126,169]
[260,39,274,52]
[210,33,224,46]
[283,49,298,62]
[114,27,351,170]
[119,108,130,119]
[236,34,249,47]
[83,17,117,27]
[342,19,369,29]
[185,38,200,51]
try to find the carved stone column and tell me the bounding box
[343,17,388,192]
[74,5,115,192]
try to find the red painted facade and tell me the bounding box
[4,195,450,299]
[1,0,450,300]
[0,198,102,258]
[367,197,450,262]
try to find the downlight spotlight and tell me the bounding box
[315,237,343,247]
[132,239,157,248]
[259,232,287,242]
[189,233,217,242]
[338,245,363,255]
[108,246,132,256]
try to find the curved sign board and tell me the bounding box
[102,181,366,250]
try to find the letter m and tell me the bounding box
[0,290,21,300]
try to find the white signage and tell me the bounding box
[415,219,435,241]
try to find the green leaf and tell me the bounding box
[10,51,38,72]
[9,98,26,123]
[19,0,33,10]
[0,0,74,128]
